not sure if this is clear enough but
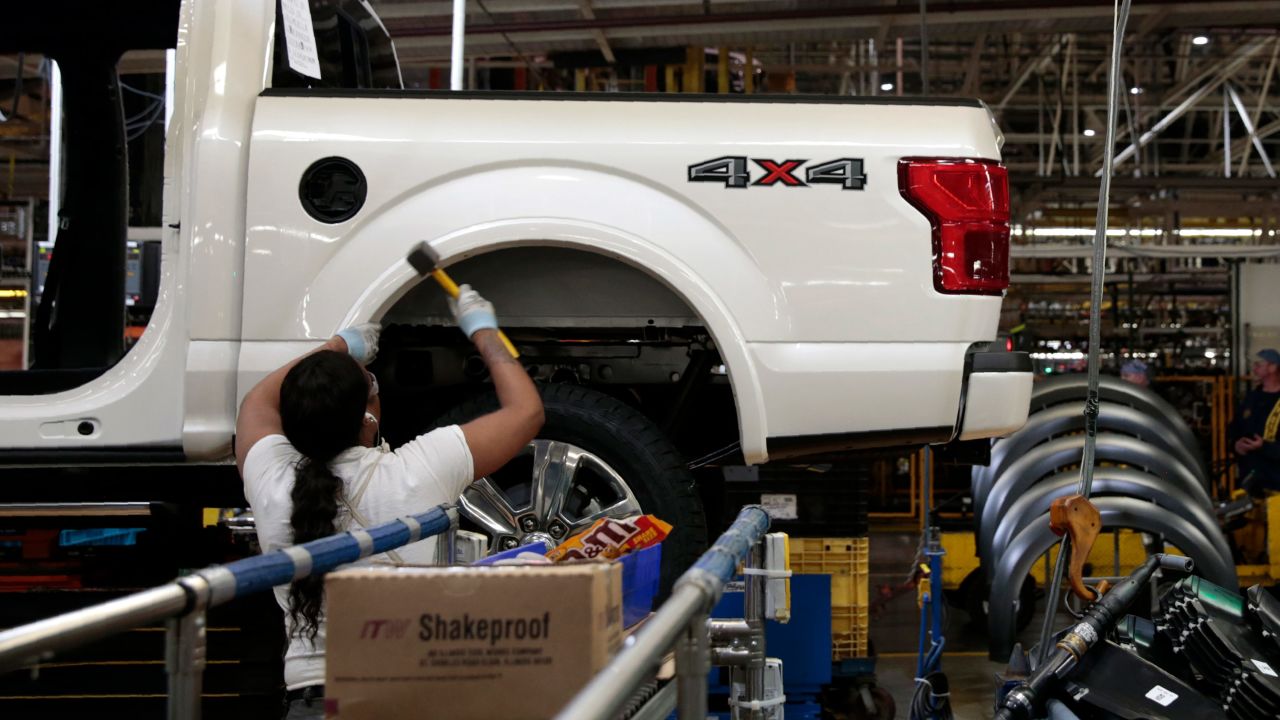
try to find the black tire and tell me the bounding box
[434,383,708,595]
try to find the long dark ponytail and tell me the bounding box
[280,350,369,642]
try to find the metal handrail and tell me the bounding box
[556,505,771,720]
[0,503,458,718]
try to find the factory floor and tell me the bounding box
[869,530,1049,719]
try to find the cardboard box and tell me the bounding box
[325,563,622,719]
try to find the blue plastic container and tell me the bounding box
[710,573,833,687]
[620,543,662,627]
[58,528,145,547]
[471,540,551,565]
[471,540,660,627]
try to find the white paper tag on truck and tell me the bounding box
[760,493,798,520]
[279,0,322,79]
[1144,685,1178,707]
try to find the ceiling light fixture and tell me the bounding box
[1083,128,1097,137]
[880,82,894,91]
[1192,35,1210,46]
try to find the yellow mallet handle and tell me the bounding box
[430,269,519,359]
[430,269,461,298]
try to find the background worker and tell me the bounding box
[1120,359,1152,389]
[234,285,544,720]
[1231,348,1280,496]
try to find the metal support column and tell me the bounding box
[1072,34,1080,176]
[166,576,210,720]
[896,37,904,96]
[717,47,730,94]
[1037,77,1046,176]
[675,615,710,719]
[450,0,466,90]
[1223,87,1232,177]
[684,46,703,93]
[434,507,459,566]
[918,0,929,93]
[869,39,879,95]
[739,543,767,719]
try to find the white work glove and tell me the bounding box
[449,284,498,339]
[336,323,381,365]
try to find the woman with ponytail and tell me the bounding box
[235,286,543,719]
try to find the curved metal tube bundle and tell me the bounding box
[986,497,1237,661]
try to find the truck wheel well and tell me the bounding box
[382,246,702,329]
[373,247,740,461]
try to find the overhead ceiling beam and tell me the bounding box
[1100,36,1273,174]
[384,1,1280,48]
[960,33,987,96]
[1012,244,1280,259]
[1099,35,1274,157]
[1237,40,1279,173]
[996,36,1062,111]
[1127,11,1167,43]
[1226,83,1276,177]
[577,1,616,64]
[1004,131,1280,145]
[376,0,764,19]
[1009,273,1227,283]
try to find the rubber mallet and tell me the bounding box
[407,242,519,358]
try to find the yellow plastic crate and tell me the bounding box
[789,537,870,660]
[832,606,869,659]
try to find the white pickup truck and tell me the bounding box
[3,0,1031,573]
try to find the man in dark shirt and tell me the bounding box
[1232,348,1280,494]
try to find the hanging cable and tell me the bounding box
[1035,0,1133,664]
[120,81,165,102]
[685,441,740,470]
[911,672,954,720]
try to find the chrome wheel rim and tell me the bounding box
[458,439,643,553]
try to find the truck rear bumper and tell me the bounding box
[956,350,1033,441]
[749,342,1032,462]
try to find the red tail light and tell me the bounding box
[898,158,1011,295]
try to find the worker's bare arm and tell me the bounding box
[234,336,348,475]
[461,329,545,479]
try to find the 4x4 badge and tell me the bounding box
[688,156,866,190]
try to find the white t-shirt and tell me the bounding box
[241,426,474,690]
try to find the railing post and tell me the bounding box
[675,612,710,718]
[166,575,210,720]
[747,543,762,712]
[730,542,768,719]
[435,507,459,566]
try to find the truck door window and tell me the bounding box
[0,3,176,392]
[272,0,403,90]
